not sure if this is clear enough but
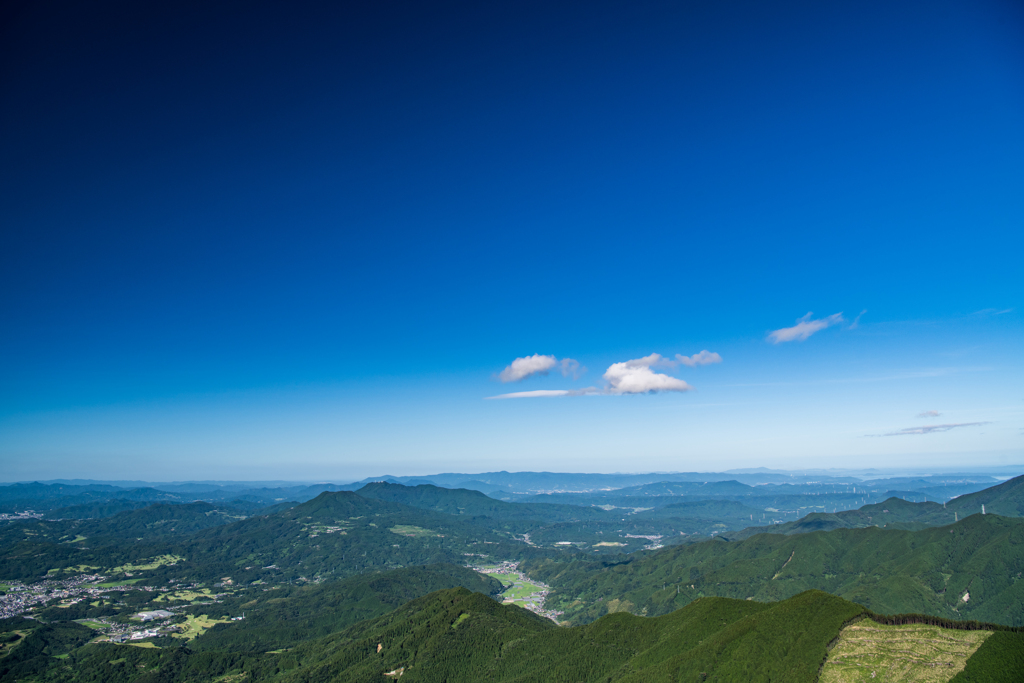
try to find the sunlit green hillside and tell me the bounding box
[527,513,1024,626]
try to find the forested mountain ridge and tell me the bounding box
[724,474,1024,541]
[189,564,503,653]
[0,502,244,547]
[950,473,1024,516]
[279,587,865,683]
[0,483,185,514]
[0,491,544,583]
[355,482,610,523]
[78,502,244,538]
[526,512,1024,626]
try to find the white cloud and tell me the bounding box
[488,351,718,398]
[498,354,556,382]
[497,354,583,382]
[917,410,941,418]
[767,312,844,343]
[485,388,597,400]
[487,389,570,399]
[603,354,692,394]
[675,350,723,367]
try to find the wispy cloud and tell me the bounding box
[497,354,584,382]
[848,309,867,330]
[768,312,844,343]
[675,350,723,367]
[973,308,1013,316]
[485,388,597,400]
[558,358,584,380]
[604,354,692,394]
[917,410,941,418]
[877,422,990,436]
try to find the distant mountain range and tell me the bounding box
[7,468,1010,497]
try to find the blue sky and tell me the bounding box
[1,0,1022,481]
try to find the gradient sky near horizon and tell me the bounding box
[2,0,1023,482]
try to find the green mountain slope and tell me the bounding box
[44,500,153,519]
[613,480,756,497]
[278,588,864,683]
[949,475,1024,517]
[0,621,94,681]
[726,474,1024,541]
[0,491,544,582]
[950,630,1024,682]
[281,587,556,682]
[150,491,539,585]
[355,482,609,523]
[356,482,764,550]
[189,564,503,653]
[14,587,1024,682]
[526,513,1024,626]
[0,502,242,550]
[77,502,245,537]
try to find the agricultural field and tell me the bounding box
[110,554,184,573]
[478,564,556,618]
[820,618,991,682]
[497,577,546,604]
[97,578,143,587]
[75,620,107,630]
[173,614,230,641]
[46,554,184,577]
[388,525,437,537]
[47,564,100,575]
[153,588,215,603]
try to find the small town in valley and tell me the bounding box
[465,560,563,622]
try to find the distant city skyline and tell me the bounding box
[2,0,1022,480]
